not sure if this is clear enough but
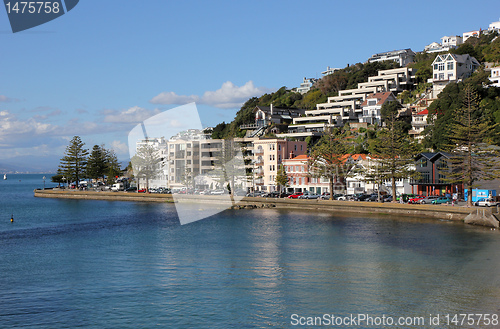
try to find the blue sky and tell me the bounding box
[1,0,499,171]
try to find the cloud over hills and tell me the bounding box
[150,81,273,109]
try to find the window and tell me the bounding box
[294,145,297,151]
[438,63,444,71]
[368,100,377,106]
[300,145,303,151]
[278,145,281,151]
[278,154,281,162]
[434,64,438,70]
[439,73,444,80]
[447,62,454,70]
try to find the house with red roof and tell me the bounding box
[409,109,431,141]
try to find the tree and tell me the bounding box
[275,164,288,193]
[307,130,351,200]
[211,138,245,204]
[131,144,161,192]
[86,145,107,181]
[50,174,65,187]
[369,101,419,200]
[58,136,88,188]
[105,148,122,184]
[443,84,500,207]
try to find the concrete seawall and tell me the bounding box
[34,189,476,223]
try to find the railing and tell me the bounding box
[239,123,264,130]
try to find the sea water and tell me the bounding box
[0,175,499,328]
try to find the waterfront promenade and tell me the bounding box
[34,189,478,223]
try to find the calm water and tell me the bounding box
[0,175,500,328]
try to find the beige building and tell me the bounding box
[252,139,307,192]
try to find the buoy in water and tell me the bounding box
[10,215,14,222]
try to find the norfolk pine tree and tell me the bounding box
[275,164,288,193]
[370,101,419,201]
[58,136,89,188]
[443,84,500,207]
[307,130,351,200]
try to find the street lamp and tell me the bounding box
[62,176,66,189]
[42,176,46,189]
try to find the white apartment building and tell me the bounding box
[408,109,430,141]
[295,77,318,94]
[490,66,500,87]
[134,137,169,189]
[489,20,500,33]
[278,67,415,138]
[463,30,481,42]
[321,66,341,76]
[252,139,306,192]
[424,36,463,54]
[429,53,480,98]
[367,49,416,67]
[360,92,397,125]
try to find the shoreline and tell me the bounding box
[33,189,493,226]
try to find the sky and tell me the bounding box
[1,0,499,172]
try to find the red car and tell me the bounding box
[288,192,303,199]
[138,188,147,193]
[408,195,425,204]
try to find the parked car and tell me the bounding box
[419,195,440,204]
[288,192,304,199]
[367,194,380,202]
[125,186,137,192]
[432,197,451,204]
[408,195,425,204]
[475,198,499,207]
[211,189,225,195]
[138,188,147,193]
[354,194,372,201]
[299,193,321,199]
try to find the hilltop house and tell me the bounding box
[367,49,416,67]
[424,36,463,53]
[429,53,480,98]
[490,66,500,87]
[295,77,318,94]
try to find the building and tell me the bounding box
[424,36,463,54]
[360,92,397,125]
[429,53,480,98]
[295,77,318,94]
[278,67,415,139]
[367,49,416,67]
[488,19,500,33]
[463,30,481,42]
[408,109,430,141]
[240,104,306,137]
[321,66,341,76]
[441,35,463,48]
[412,152,463,197]
[345,154,413,196]
[490,66,500,87]
[282,155,330,194]
[134,137,169,189]
[252,139,307,192]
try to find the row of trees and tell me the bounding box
[53,136,122,187]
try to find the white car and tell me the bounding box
[475,198,499,207]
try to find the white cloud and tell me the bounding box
[0,95,20,103]
[149,81,273,109]
[150,92,199,105]
[102,106,162,124]
[110,140,129,155]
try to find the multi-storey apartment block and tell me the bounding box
[408,109,430,141]
[252,139,307,192]
[430,53,480,98]
[367,48,416,67]
[295,77,318,94]
[278,67,415,138]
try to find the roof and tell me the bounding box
[361,92,395,107]
[415,109,428,115]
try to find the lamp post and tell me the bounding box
[42,176,46,190]
[62,176,66,189]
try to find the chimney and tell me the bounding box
[290,151,294,159]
